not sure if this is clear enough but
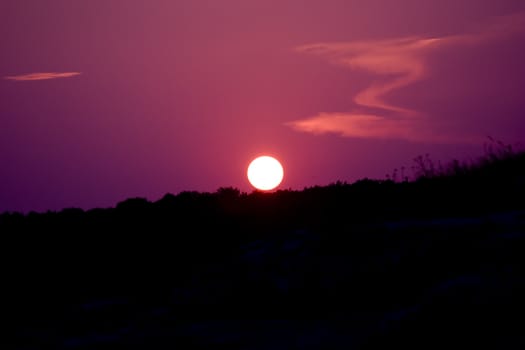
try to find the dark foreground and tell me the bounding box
[2,150,525,349]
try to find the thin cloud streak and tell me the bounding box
[288,12,525,143]
[4,72,81,81]
[286,112,479,144]
[288,113,415,139]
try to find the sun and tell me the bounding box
[247,156,284,191]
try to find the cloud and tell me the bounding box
[287,12,525,143]
[286,112,478,144]
[288,112,417,139]
[295,37,438,115]
[4,72,81,81]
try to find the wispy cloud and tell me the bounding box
[295,37,437,115]
[287,12,525,143]
[288,112,478,144]
[289,112,418,140]
[4,72,81,81]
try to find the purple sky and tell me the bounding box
[2,0,525,213]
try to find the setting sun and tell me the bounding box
[247,156,284,191]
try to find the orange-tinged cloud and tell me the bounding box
[296,37,438,115]
[288,113,416,139]
[4,72,81,81]
[288,12,525,143]
[286,112,478,144]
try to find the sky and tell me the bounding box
[1,0,525,213]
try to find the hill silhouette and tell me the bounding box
[2,140,525,349]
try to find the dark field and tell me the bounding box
[2,149,525,349]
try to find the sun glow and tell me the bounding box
[247,156,284,191]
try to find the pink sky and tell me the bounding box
[1,0,525,213]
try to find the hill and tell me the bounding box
[2,143,525,349]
